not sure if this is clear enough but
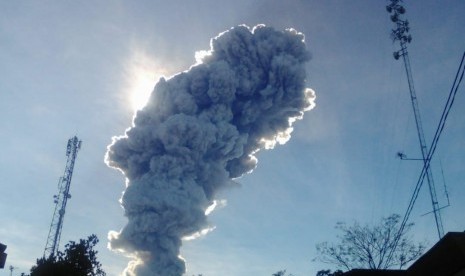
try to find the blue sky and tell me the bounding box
[1,1,464,275]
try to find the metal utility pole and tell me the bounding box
[386,0,444,239]
[43,136,82,258]
[9,265,16,276]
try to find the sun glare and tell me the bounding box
[130,69,155,111]
[126,50,167,111]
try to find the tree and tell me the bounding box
[316,269,343,276]
[314,214,426,271]
[29,235,106,276]
[272,270,294,276]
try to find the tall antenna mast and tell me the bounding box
[386,0,444,239]
[43,136,82,258]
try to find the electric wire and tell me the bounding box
[386,51,465,265]
[420,158,451,217]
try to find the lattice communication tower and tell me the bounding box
[386,0,444,239]
[43,136,82,258]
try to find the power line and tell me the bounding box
[385,0,465,266]
[387,50,465,265]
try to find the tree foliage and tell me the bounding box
[314,214,426,270]
[28,234,106,276]
[316,269,343,276]
[272,270,294,276]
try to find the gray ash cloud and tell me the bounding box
[106,24,315,276]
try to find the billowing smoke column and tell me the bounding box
[106,24,315,276]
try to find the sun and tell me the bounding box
[125,50,166,111]
[130,68,156,111]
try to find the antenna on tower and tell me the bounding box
[43,136,82,258]
[386,0,444,239]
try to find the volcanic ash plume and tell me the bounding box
[106,25,315,276]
